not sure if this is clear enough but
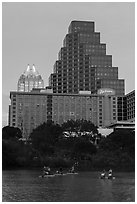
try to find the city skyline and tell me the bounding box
[2,2,135,126]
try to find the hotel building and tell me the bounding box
[9,88,133,139]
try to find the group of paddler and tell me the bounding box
[42,164,114,179]
[100,169,114,179]
[42,163,77,176]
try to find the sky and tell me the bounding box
[2,2,135,126]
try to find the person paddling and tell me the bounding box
[100,169,106,179]
[108,169,113,179]
[56,167,63,174]
[69,165,75,173]
[43,166,51,175]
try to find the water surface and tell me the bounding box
[2,170,135,202]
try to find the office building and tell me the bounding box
[17,64,44,92]
[116,90,135,122]
[49,21,125,95]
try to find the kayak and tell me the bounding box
[39,174,55,178]
[39,172,78,178]
[100,176,115,180]
[66,172,78,175]
[54,173,67,176]
[108,176,115,180]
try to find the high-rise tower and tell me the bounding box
[49,21,125,95]
[17,64,44,92]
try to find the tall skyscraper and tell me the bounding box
[17,64,44,92]
[49,21,125,95]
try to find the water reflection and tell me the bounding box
[100,179,117,201]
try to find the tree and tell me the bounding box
[30,122,62,155]
[99,129,135,156]
[94,129,135,170]
[2,126,27,168]
[2,126,22,140]
[73,138,97,157]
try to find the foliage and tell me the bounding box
[2,126,34,168]
[2,122,135,171]
[72,137,97,158]
[30,122,62,155]
[2,138,32,168]
[99,130,135,156]
[92,130,135,170]
[2,126,22,140]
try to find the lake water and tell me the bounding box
[2,170,135,202]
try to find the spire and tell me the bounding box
[23,64,40,76]
[26,64,30,72]
[17,64,44,92]
[32,64,36,72]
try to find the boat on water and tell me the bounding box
[100,176,115,180]
[40,164,79,178]
[39,172,78,178]
[100,169,115,180]
[66,172,78,175]
[39,174,55,178]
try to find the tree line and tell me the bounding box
[2,120,135,171]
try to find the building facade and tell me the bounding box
[107,121,135,131]
[9,88,126,139]
[17,64,44,92]
[49,21,125,95]
[126,90,135,121]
